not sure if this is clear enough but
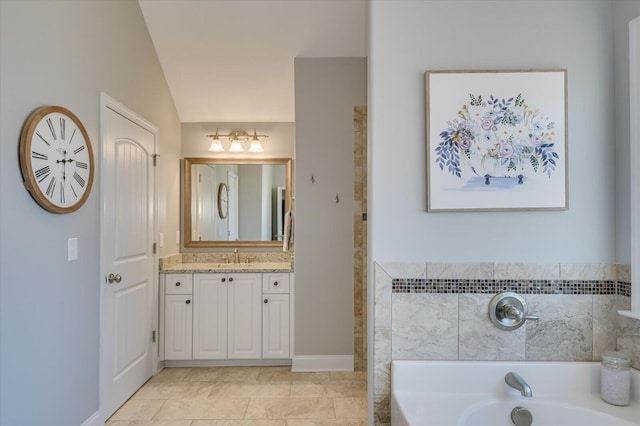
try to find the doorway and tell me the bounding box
[100,93,159,420]
[353,106,367,371]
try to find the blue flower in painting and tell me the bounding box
[434,93,560,180]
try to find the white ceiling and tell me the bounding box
[139,0,367,123]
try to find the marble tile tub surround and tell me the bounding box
[372,261,637,425]
[160,252,294,270]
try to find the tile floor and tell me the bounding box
[107,366,368,425]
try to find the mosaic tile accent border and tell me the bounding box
[392,278,629,296]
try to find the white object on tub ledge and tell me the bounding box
[391,360,640,426]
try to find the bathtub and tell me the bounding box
[391,360,640,425]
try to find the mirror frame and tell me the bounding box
[183,157,293,248]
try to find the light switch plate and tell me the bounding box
[159,232,165,248]
[68,238,78,261]
[175,230,180,244]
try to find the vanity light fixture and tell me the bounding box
[206,129,269,153]
[248,129,265,153]
[207,129,225,152]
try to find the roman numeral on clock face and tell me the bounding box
[68,128,76,145]
[59,184,65,204]
[76,161,88,169]
[73,171,86,188]
[35,165,51,182]
[36,131,51,146]
[60,118,66,140]
[32,151,48,160]
[46,118,57,140]
[46,176,56,198]
[73,145,85,155]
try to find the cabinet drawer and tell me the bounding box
[262,273,290,293]
[165,274,193,294]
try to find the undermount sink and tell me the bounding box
[203,262,289,269]
[162,261,292,273]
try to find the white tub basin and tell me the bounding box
[391,360,640,426]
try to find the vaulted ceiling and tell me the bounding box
[139,0,367,123]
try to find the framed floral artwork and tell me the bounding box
[426,69,568,212]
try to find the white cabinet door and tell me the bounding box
[227,273,262,358]
[262,294,290,359]
[193,274,228,359]
[164,295,193,360]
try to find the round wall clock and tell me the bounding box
[218,182,229,219]
[19,105,94,214]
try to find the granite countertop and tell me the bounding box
[161,262,292,273]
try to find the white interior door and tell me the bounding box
[198,165,217,240]
[101,95,157,420]
[227,171,239,241]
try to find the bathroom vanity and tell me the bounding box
[160,262,293,365]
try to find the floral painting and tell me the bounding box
[426,70,567,211]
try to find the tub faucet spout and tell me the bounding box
[505,372,532,398]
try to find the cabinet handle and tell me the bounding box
[229,277,234,282]
[186,299,191,304]
[175,282,181,287]
[221,278,226,282]
[274,281,279,286]
[264,299,268,304]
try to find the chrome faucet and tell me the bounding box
[233,248,239,264]
[505,372,532,397]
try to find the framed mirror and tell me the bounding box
[183,157,292,247]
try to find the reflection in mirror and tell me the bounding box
[184,157,292,247]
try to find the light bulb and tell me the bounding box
[248,140,264,152]
[208,139,224,152]
[228,138,245,152]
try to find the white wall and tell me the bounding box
[370,0,617,264]
[0,2,181,425]
[614,0,640,263]
[295,58,367,356]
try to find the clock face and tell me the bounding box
[218,183,229,219]
[19,106,94,213]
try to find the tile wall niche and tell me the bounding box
[372,261,638,425]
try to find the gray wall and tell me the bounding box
[294,58,367,356]
[0,2,181,425]
[370,0,620,264]
[614,0,640,263]
[238,164,264,240]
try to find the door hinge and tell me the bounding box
[362,212,367,221]
[152,154,160,166]
[152,330,156,343]
[153,242,157,254]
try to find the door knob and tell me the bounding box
[107,273,122,284]
[264,299,268,304]
[186,299,191,304]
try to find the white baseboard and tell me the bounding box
[163,359,292,368]
[81,410,102,426]
[291,355,353,372]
